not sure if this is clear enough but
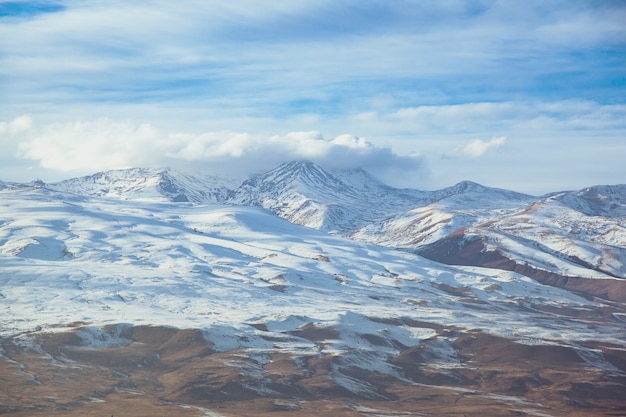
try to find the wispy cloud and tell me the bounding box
[1,1,624,113]
[359,101,626,136]
[444,137,507,159]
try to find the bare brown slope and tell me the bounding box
[2,323,626,416]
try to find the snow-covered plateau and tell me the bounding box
[1,162,625,416]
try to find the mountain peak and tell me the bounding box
[270,160,338,183]
[439,180,533,201]
[230,161,431,232]
[3,163,626,414]
[239,160,351,196]
[449,180,486,193]
[552,183,626,217]
[280,159,318,171]
[48,167,233,203]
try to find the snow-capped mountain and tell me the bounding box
[349,182,626,302]
[48,167,235,203]
[551,184,626,217]
[2,162,625,415]
[229,160,431,232]
[14,162,626,297]
[350,181,535,247]
[24,162,626,303]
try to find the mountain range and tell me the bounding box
[46,161,626,303]
[1,161,625,416]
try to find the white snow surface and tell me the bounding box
[228,161,432,232]
[351,182,626,279]
[1,185,623,357]
[48,167,236,203]
[33,163,626,283]
[478,198,626,278]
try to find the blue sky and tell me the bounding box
[1,0,625,194]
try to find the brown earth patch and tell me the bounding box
[431,282,474,297]
[290,322,339,341]
[1,324,625,416]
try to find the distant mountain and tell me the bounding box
[228,160,430,232]
[350,183,626,302]
[48,167,235,203]
[550,184,626,217]
[350,181,535,247]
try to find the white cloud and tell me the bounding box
[17,119,166,172]
[444,137,507,159]
[0,115,33,135]
[13,118,423,181]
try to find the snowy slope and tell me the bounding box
[20,162,626,295]
[48,167,235,203]
[349,180,626,294]
[350,181,535,247]
[1,185,622,348]
[551,184,626,217]
[2,176,626,412]
[484,197,626,277]
[228,161,430,232]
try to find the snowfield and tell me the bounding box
[1,163,626,415]
[1,184,622,349]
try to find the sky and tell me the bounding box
[0,0,625,194]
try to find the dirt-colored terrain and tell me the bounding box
[2,322,625,417]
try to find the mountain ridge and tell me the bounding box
[4,161,625,301]
[228,160,433,232]
[47,166,236,203]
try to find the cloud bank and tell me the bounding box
[9,117,422,182]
